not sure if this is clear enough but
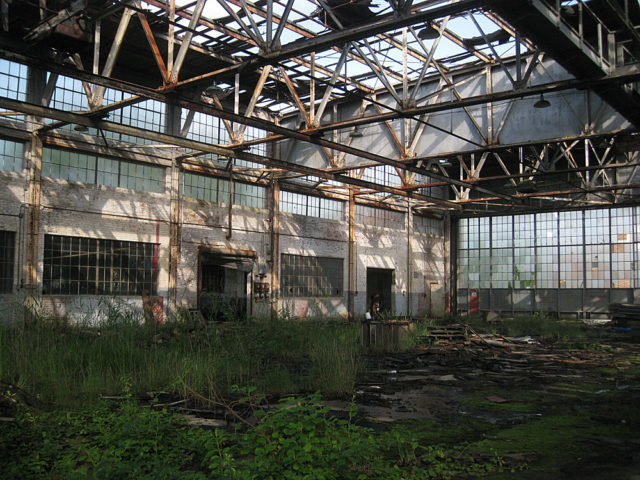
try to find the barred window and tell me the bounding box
[50,74,89,112]
[0,138,24,172]
[183,172,224,202]
[119,161,164,193]
[361,164,402,187]
[234,182,266,208]
[182,172,265,208]
[355,204,405,230]
[0,59,27,103]
[280,190,344,221]
[108,99,165,146]
[42,148,164,193]
[184,111,230,145]
[413,215,443,236]
[281,254,343,297]
[0,231,15,293]
[43,235,157,296]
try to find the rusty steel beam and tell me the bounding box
[0,95,461,209]
[138,11,170,84]
[457,183,640,204]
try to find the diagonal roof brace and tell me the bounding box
[0,95,462,210]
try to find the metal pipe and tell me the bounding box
[226,169,233,240]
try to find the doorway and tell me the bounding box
[198,250,254,322]
[366,268,394,317]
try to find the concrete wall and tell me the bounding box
[0,136,446,322]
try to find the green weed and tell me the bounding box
[0,394,508,480]
[0,300,364,407]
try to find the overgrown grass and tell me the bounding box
[0,393,509,480]
[0,300,363,408]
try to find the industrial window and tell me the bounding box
[413,215,443,236]
[50,74,89,112]
[560,245,583,288]
[458,218,468,249]
[467,249,480,288]
[242,125,267,158]
[280,190,344,221]
[585,210,611,288]
[0,231,15,293]
[355,204,405,230]
[361,164,402,187]
[467,217,479,249]
[559,211,583,288]
[458,206,640,291]
[611,208,634,288]
[0,138,24,172]
[492,248,512,288]
[514,214,535,248]
[182,110,265,162]
[536,245,558,289]
[49,75,159,145]
[491,216,512,249]
[119,100,165,134]
[479,217,490,249]
[182,172,265,208]
[42,148,164,193]
[43,234,157,296]
[280,254,343,297]
[514,247,535,288]
[414,173,435,197]
[183,172,227,202]
[0,59,27,103]
[479,248,491,288]
[234,182,266,208]
[119,161,164,193]
[184,111,231,145]
[104,98,165,146]
[586,244,611,288]
[585,209,610,244]
[535,213,558,288]
[478,217,491,288]
[458,249,469,289]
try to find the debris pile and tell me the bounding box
[609,303,640,339]
[423,323,469,344]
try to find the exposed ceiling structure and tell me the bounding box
[0,0,639,215]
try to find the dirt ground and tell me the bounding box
[342,334,640,479]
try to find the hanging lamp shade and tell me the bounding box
[418,23,440,40]
[534,94,551,109]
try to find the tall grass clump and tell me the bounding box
[309,322,362,396]
[0,299,364,408]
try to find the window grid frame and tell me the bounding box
[43,234,158,296]
[42,147,164,193]
[355,204,405,230]
[0,230,15,293]
[279,190,344,221]
[280,254,343,298]
[457,207,640,292]
[0,138,24,172]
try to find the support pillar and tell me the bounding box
[269,177,280,319]
[348,190,356,321]
[23,66,46,320]
[166,102,181,315]
[24,134,42,299]
[445,212,455,315]
[406,200,413,318]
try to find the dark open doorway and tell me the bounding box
[366,267,394,317]
[198,250,254,322]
